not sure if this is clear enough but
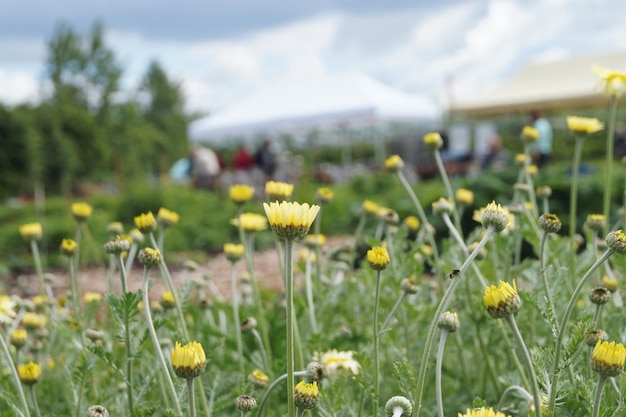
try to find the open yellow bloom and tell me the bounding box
[134,212,157,233]
[171,341,207,379]
[265,181,294,200]
[455,188,474,206]
[520,126,540,142]
[591,340,626,377]
[248,369,270,387]
[18,361,42,385]
[294,380,320,410]
[71,202,93,221]
[263,201,320,240]
[566,116,604,134]
[593,64,626,97]
[0,295,17,324]
[458,407,510,417]
[19,222,43,240]
[230,213,267,232]
[367,246,390,270]
[230,184,255,204]
[384,155,404,171]
[157,207,180,226]
[403,215,420,231]
[483,280,521,318]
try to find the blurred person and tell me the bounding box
[529,110,553,167]
[254,139,277,179]
[233,144,254,171]
[480,134,508,171]
[189,145,221,190]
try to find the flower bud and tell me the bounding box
[589,287,611,305]
[437,311,460,333]
[236,395,257,412]
[539,213,562,233]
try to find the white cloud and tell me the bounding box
[0,70,39,105]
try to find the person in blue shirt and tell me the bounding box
[529,110,553,167]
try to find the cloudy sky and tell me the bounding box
[1,0,626,113]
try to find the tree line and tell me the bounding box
[0,20,193,199]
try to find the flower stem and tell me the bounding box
[284,238,296,417]
[372,269,383,417]
[548,248,614,412]
[434,149,462,234]
[257,371,308,417]
[29,386,41,417]
[230,262,245,376]
[305,251,318,334]
[505,315,542,417]
[124,298,135,416]
[414,226,495,416]
[380,292,407,335]
[603,95,618,230]
[539,232,554,309]
[591,374,607,417]
[117,253,128,294]
[29,240,46,298]
[187,378,196,417]
[0,330,30,417]
[141,267,182,415]
[251,328,270,374]
[435,330,448,417]
[569,136,584,247]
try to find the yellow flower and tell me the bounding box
[22,312,47,330]
[316,187,334,204]
[483,280,521,318]
[248,369,270,388]
[606,230,626,254]
[61,238,78,256]
[134,212,157,233]
[171,341,207,379]
[457,407,510,417]
[265,181,294,200]
[602,276,618,293]
[367,246,390,270]
[591,340,626,377]
[423,132,443,150]
[230,184,255,204]
[403,215,420,231]
[138,247,161,267]
[514,153,529,166]
[157,207,180,226]
[294,380,320,410]
[362,200,379,215]
[474,201,511,233]
[263,201,320,240]
[231,213,268,232]
[520,126,540,142]
[19,222,43,240]
[567,116,604,134]
[160,291,175,309]
[593,64,626,97]
[384,155,404,171]
[71,202,93,221]
[526,164,538,177]
[18,361,42,385]
[0,296,17,325]
[455,188,474,206]
[83,292,102,304]
[224,243,245,262]
[10,329,28,348]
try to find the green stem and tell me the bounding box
[284,238,296,417]
[434,149,462,234]
[506,315,542,417]
[435,330,448,417]
[141,267,182,415]
[373,269,383,417]
[591,375,607,417]
[125,243,138,274]
[117,253,128,294]
[396,170,443,281]
[380,292,407,334]
[28,385,41,417]
[603,96,618,230]
[187,378,196,417]
[539,232,554,309]
[0,330,30,417]
[414,226,495,416]
[523,144,539,217]
[570,136,584,247]
[305,251,318,334]
[29,240,46,298]
[107,254,116,294]
[251,328,270,374]
[548,248,614,413]
[258,371,308,417]
[124,297,135,416]
[230,262,245,376]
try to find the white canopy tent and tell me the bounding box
[450,51,626,118]
[188,72,440,145]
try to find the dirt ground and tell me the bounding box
[7,236,355,301]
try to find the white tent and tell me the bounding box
[188,72,440,144]
[450,51,626,118]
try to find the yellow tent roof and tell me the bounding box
[450,51,626,117]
